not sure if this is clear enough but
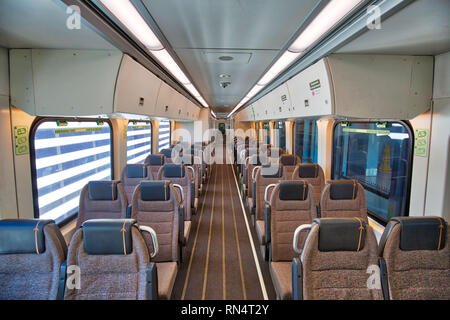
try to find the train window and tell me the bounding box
[262,122,270,144]
[294,119,318,163]
[158,119,171,151]
[127,121,152,164]
[275,121,286,150]
[31,119,113,225]
[332,121,413,222]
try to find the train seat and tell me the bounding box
[0,219,67,300]
[145,154,165,180]
[160,148,173,164]
[75,181,127,230]
[292,218,382,300]
[319,180,367,221]
[279,154,301,180]
[132,181,182,300]
[182,156,199,214]
[245,154,263,212]
[64,219,158,300]
[121,164,151,203]
[254,164,287,250]
[158,164,192,246]
[292,164,324,206]
[378,216,449,300]
[266,181,316,299]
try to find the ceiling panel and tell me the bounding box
[338,0,450,56]
[0,0,116,50]
[141,0,320,110]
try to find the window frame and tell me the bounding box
[293,118,319,163]
[30,117,114,227]
[158,119,172,151]
[126,119,153,163]
[331,119,414,225]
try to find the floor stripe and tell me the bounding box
[226,165,247,300]
[222,165,226,300]
[230,163,269,300]
[181,165,214,300]
[201,165,219,300]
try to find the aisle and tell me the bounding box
[171,164,276,300]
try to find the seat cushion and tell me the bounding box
[184,221,192,244]
[255,219,265,244]
[270,261,292,300]
[156,262,178,300]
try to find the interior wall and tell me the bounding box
[0,47,19,220]
[425,51,450,221]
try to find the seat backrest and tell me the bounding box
[378,216,449,300]
[121,164,151,203]
[132,181,181,263]
[301,218,382,300]
[246,154,262,191]
[65,219,151,300]
[270,181,316,262]
[145,154,165,180]
[160,148,173,163]
[76,181,127,229]
[183,155,199,199]
[280,154,301,180]
[0,219,67,300]
[292,164,324,205]
[255,165,287,220]
[319,180,367,221]
[158,164,192,221]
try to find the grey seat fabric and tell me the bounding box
[64,219,154,300]
[145,154,166,180]
[254,165,287,246]
[378,216,449,300]
[157,164,192,245]
[268,181,317,300]
[121,164,151,203]
[131,181,181,300]
[319,180,367,221]
[76,181,127,230]
[296,218,383,300]
[0,219,67,300]
[292,164,324,206]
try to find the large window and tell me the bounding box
[127,121,152,164]
[275,121,286,150]
[158,119,171,151]
[294,119,318,163]
[332,121,413,222]
[262,122,270,145]
[31,119,113,224]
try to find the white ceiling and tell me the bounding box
[338,0,450,56]
[141,0,320,113]
[0,0,116,50]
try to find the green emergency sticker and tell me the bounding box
[414,128,429,157]
[14,125,29,155]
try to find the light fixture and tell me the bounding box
[227,0,363,118]
[98,0,163,50]
[99,0,209,108]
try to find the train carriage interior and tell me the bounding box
[0,0,449,307]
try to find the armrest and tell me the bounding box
[379,258,390,300]
[139,225,159,258]
[264,184,276,206]
[292,257,303,300]
[293,224,311,255]
[146,262,158,300]
[264,204,271,245]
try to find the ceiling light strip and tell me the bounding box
[99,0,208,108]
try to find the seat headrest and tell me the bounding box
[313,218,367,252]
[392,217,447,251]
[329,180,358,200]
[82,219,136,255]
[261,164,283,178]
[147,154,164,166]
[297,164,319,178]
[0,219,54,254]
[279,181,309,201]
[140,180,171,201]
[88,181,119,201]
[163,164,185,178]
[126,164,147,178]
[280,155,297,166]
[161,148,172,158]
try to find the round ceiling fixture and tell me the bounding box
[219,73,231,78]
[218,55,233,61]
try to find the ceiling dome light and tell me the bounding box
[218,56,234,61]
